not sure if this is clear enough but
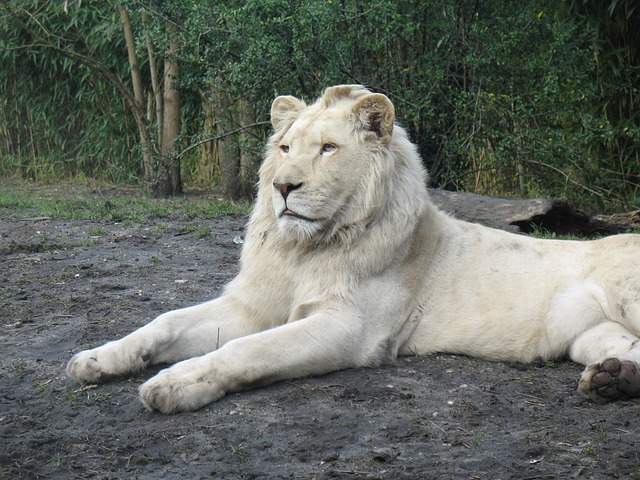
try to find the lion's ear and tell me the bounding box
[351,93,395,142]
[271,95,306,131]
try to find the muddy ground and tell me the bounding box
[1,186,639,480]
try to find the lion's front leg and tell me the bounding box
[569,321,640,403]
[138,313,369,413]
[66,296,263,384]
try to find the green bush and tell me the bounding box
[1,0,637,209]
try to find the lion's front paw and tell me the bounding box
[66,342,145,384]
[67,348,115,384]
[139,361,225,414]
[578,358,640,403]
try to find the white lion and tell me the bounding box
[67,85,640,413]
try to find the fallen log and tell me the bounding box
[427,189,633,237]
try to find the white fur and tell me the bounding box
[67,85,640,413]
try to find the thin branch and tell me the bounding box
[175,121,270,161]
[523,159,605,198]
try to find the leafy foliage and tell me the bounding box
[0,1,139,182]
[1,0,638,208]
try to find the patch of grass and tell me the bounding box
[196,225,212,238]
[80,239,99,248]
[181,225,198,234]
[89,226,107,237]
[596,422,609,444]
[528,226,583,240]
[472,429,484,447]
[48,453,64,468]
[63,385,115,409]
[0,181,248,223]
[579,422,610,456]
[224,442,247,460]
[152,222,170,233]
[580,444,596,456]
[44,267,79,285]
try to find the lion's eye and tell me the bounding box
[279,145,290,154]
[321,143,337,154]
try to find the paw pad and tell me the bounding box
[589,358,640,402]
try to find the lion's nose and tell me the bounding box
[273,182,302,200]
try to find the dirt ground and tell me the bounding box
[1,187,639,480]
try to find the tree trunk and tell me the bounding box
[198,89,217,185]
[217,123,242,201]
[212,84,242,201]
[237,97,257,198]
[118,4,153,182]
[153,31,182,198]
[141,9,163,145]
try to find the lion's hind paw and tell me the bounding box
[579,358,640,403]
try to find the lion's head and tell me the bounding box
[259,85,417,245]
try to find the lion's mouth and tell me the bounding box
[281,208,316,222]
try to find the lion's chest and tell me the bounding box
[238,241,352,326]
